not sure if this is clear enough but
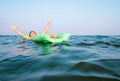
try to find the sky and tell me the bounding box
[0,0,120,35]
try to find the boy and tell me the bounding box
[11,19,57,40]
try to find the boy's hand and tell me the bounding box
[48,19,52,25]
[11,26,17,31]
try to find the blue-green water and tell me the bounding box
[0,35,120,81]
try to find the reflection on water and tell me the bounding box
[17,40,62,56]
[35,43,60,55]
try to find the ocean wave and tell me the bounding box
[0,35,120,81]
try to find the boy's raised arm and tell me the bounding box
[42,19,52,34]
[10,26,29,39]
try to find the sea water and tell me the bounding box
[0,35,120,81]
